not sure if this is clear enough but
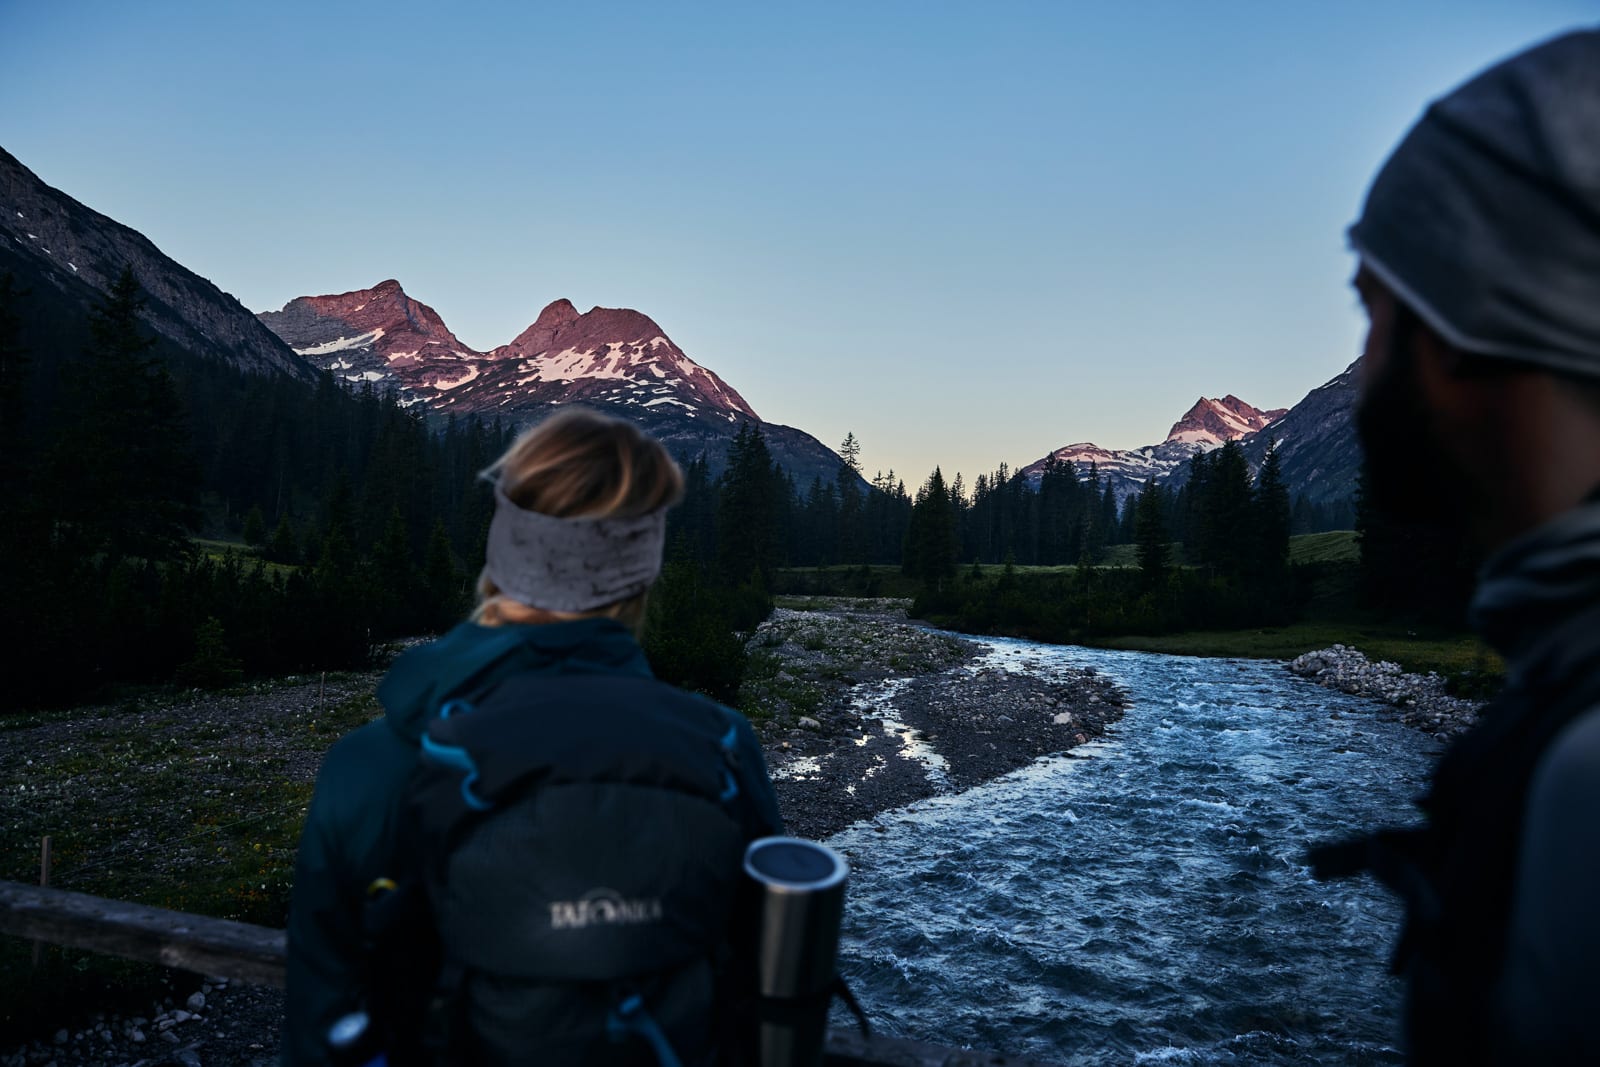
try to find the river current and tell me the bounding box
[829,636,1438,1065]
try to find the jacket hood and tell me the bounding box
[376,617,653,744]
[1471,492,1600,677]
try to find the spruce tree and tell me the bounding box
[242,504,267,546]
[1253,446,1291,578]
[838,431,862,474]
[903,467,959,590]
[46,268,201,561]
[1135,480,1170,590]
[717,423,784,586]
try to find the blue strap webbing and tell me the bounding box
[606,994,684,1067]
[421,699,494,811]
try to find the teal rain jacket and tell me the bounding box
[281,618,783,1065]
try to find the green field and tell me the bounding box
[191,536,297,577]
[1288,530,1360,564]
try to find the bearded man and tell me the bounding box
[1310,28,1600,1066]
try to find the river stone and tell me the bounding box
[186,991,206,1011]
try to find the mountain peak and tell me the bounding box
[1164,395,1286,447]
[533,297,581,330]
[261,287,759,422]
[502,301,668,361]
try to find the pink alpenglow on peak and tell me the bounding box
[257,286,759,421]
[1164,395,1288,447]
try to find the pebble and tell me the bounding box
[186,991,207,1012]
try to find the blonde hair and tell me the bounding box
[474,407,683,631]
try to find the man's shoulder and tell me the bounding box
[1529,702,1600,808]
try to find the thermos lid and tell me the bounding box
[744,836,848,892]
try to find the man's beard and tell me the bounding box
[1355,315,1472,528]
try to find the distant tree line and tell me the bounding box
[907,441,1302,638]
[6,268,1405,710]
[1,269,512,707]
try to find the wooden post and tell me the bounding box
[31,835,50,968]
[319,671,326,712]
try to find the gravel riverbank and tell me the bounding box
[1288,644,1487,742]
[0,600,1126,1066]
[749,599,1126,839]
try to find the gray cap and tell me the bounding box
[1349,29,1600,379]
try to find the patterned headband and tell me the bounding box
[483,484,668,613]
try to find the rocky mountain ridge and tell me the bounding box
[0,146,316,383]
[1021,394,1288,501]
[1021,374,1359,507]
[259,280,847,484]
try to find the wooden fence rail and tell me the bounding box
[0,880,1055,1067]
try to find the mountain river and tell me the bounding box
[829,635,1437,1065]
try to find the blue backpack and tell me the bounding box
[361,672,763,1067]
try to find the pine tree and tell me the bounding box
[1190,441,1253,578]
[242,504,267,546]
[174,616,244,689]
[903,467,959,590]
[1135,480,1170,589]
[46,268,201,561]
[835,463,865,564]
[421,519,463,631]
[268,512,299,563]
[717,423,785,586]
[1253,446,1291,578]
[838,431,862,474]
[1100,481,1120,547]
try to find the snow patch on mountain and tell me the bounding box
[295,329,385,357]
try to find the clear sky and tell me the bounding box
[2,2,1593,485]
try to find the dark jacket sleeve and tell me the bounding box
[731,713,785,840]
[1493,706,1600,1064]
[282,722,416,1066]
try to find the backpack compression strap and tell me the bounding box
[607,993,685,1067]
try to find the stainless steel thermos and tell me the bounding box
[743,836,850,1067]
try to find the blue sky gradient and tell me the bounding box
[2,2,1593,483]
